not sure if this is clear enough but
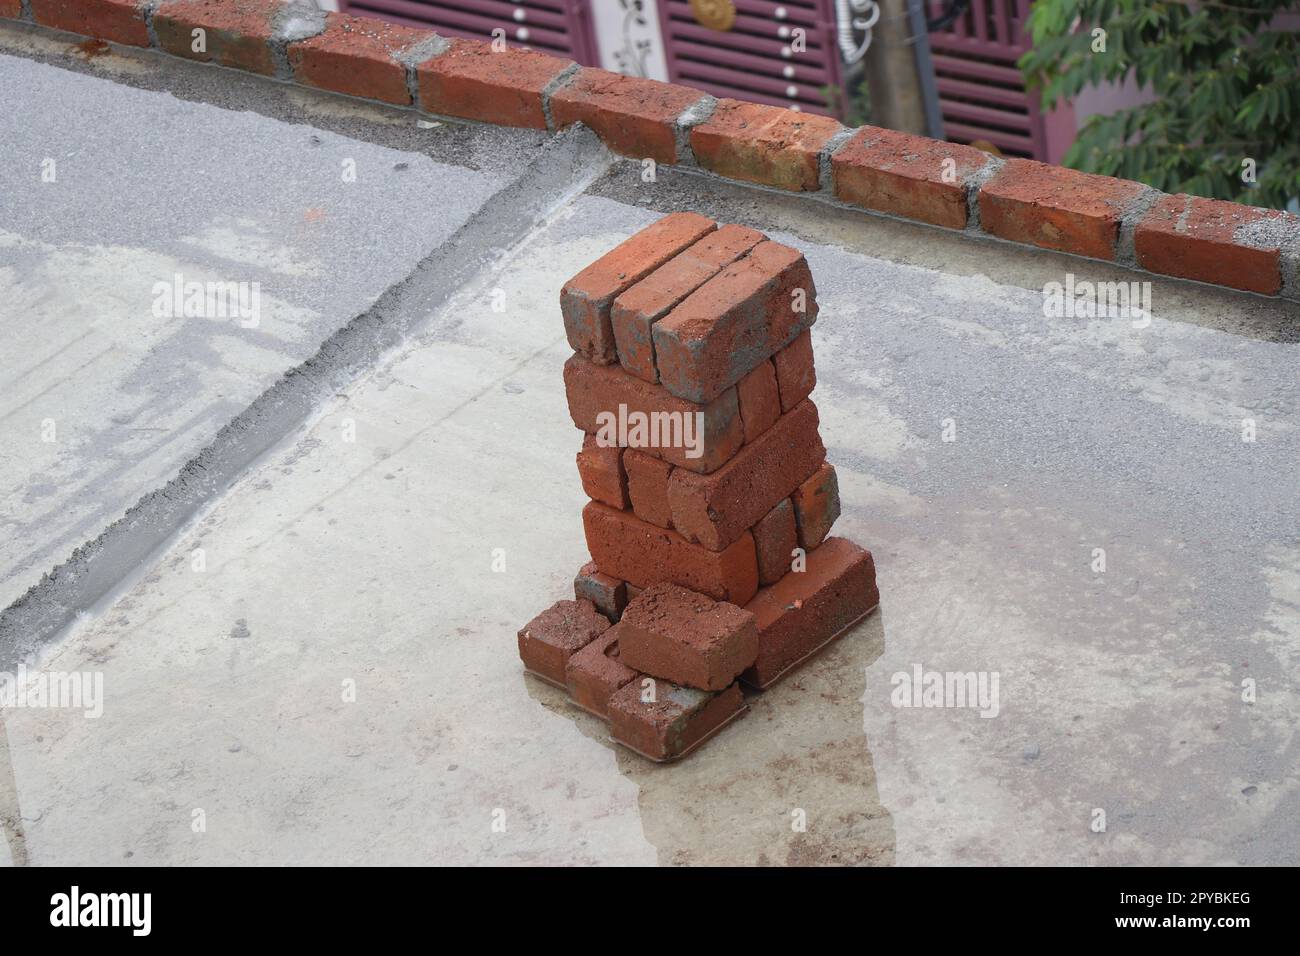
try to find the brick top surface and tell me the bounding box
[621,582,755,653]
[563,211,717,304]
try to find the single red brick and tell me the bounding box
[582,502,758,606]
[623,449,674,529]
[565,623,639,718]
[978,159,1147,260]
[576,433,628,509]
[752,497,797,586]
[772,329,816,412]
[608,677,745,761]
[691,99,844,192]
[736,359,781,444]
[667,399,825,552]
[563,354,743,475]
[612,223,765,383]
[833,127,990,229]
[0,1,22,19]
[654,240,818,404]
[416,37,572,129]
[563,212,716,365]
[517,598,610,687]
[287,12,427,105]
[619,583,758,691]
[792,461,840,550]
[573,561,628,623]
[550,69,706,165]
[154,0,286,75]
[31,0,150,46]
[742,537,879,689]
[1134,193,1293,295]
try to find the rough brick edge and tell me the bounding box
[3,9,1297,301]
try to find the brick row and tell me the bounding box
[8,6,1296,298]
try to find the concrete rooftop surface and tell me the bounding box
[1,21,1298,867]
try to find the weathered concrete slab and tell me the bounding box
[5,181,1297,864]
[0,50,514,610]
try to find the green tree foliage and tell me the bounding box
[1020,0,1300,210]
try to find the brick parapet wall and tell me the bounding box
[6,1,1298,300]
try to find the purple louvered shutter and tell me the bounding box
[925,0,1048,159]
[656,0,847,119]
[340,0,600,64]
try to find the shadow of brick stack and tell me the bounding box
[518,212,880,761]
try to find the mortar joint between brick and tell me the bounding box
[817,126,857,194]
[270,2,327,81]
[672,94,717,167]
[397,33,450,111]
[541,62,582,133]
[18,0,31,21]
[964,155,1004,234]
[1115,186,1162,267]
[1278,233,1300,301]
[140,0,160,48]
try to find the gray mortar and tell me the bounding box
[269,1,326,80]
[962,155,1004,234]
[1239,213,1300,301]
[142,1,160,49]
[817,126,857,193]
[1114,185,1162,267]
[0,121,612,669]
[396,33,449,110]
[18,1,31,22]
[1281,238,1300,301]
[540,61,581,133]
[672,94,717,168]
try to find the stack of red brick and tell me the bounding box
[517,212,880,761]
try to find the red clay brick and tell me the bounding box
[623,449,674,529]
[0,1,21,19]
[31,0,150,46]
[517,598,610,687]
[1134,193,1293,295]
[576,433,628,509]
[612,224,764,383]
[565,623,639,718]
[549,69,706,165]
[619,583,758,691]
[288,12,427,105]
[667,399,825,552]
[736,359,781,444]
[772,329,816,412]
[832,127,990,229]
[978,159,1147,260]
[582,502,758,605]
[608,677,745,761]
[563,354,743,475]
[573,561,628,623]
[691,99,844,192]
[743,537,879,688]
[563,212,717,365]
[154,0,284,75]
[416,37,573,130]
[752,497,797,586]
[654,240,817,403]
[792,461,840,550]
